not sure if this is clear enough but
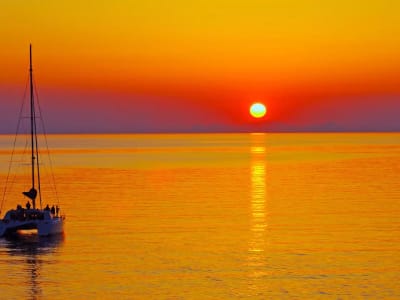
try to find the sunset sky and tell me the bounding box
[1,0,399,133]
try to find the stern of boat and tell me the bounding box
[0,221,6,237]
[37,217,64,236]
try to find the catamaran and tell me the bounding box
[0,45,65,237]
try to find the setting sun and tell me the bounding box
[249,103,267,119]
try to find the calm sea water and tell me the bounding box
[0,133,399,299]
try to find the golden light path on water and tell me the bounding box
[248,133,268,284]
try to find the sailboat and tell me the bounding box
[0,45,65,237]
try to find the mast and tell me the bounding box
[29,44,36,209]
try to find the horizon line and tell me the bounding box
[0,130,399,136]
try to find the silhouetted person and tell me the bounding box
[56,205,60,217]
[51,205,55,215]
[26,201,31,210]
[45,204,50,211]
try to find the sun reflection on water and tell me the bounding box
[248,134,268,281]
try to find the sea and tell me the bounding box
[0,133,399,299]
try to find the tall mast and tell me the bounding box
[29,44,36,209]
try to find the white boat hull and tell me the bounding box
[37,217,64,236]
[0,209,65,237]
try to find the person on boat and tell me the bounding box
[45,204,50,211]
[51,205,55,215]
[56,205,60,217]
[26,201,31,210]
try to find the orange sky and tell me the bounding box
[1,0,400,132]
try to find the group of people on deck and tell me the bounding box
[25,201,60,217]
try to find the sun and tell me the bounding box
[249,102,267,118]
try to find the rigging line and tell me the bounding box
[8,133,30,208]
[29,45,35,195]
[30,73,43,209]
[33,86,42,210]
[1,76,30,214]
[11,111,30,179]
[33,77,59,206]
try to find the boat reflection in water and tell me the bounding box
[0,232,64,299]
